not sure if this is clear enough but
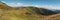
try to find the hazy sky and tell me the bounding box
[0,0,60,10]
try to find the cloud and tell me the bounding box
[34,5,60,10]
[7,2,60,10]
[7,2,24,7]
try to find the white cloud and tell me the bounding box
[34,5,39,7]
[34,5,60,10]
[7,2,24,7]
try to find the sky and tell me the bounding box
[0,0,60,10]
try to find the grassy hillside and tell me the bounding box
[41,14,60,20]
[0,2,41,20]
[0,7,42,20]
[0,2,13,10]
[0,2,60,20]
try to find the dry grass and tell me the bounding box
[0,9,60,20]
[0,9,41,20]
[40,14,60,20]
[0,8,60,20]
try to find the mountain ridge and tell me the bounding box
[0,1,59,20]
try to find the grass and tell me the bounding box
[0,8,60,20]
[0,6,59,20]
[0,9,41,20]
[45,14,60,20]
